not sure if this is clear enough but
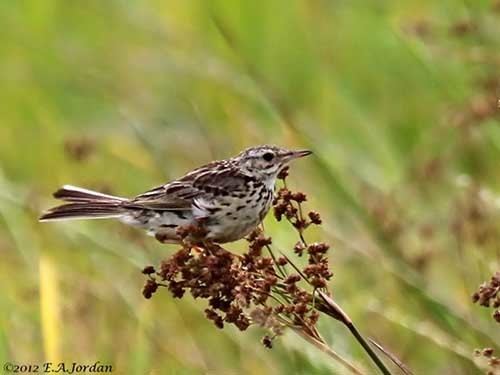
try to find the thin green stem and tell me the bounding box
[265,244,288,278]
[317,291,392,375]
[260,224,288,278]
[278,252,312,286]
[346,322,392,375]
[289,326,365,375]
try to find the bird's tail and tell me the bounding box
[39,185,128,222]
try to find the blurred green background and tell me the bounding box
[1,1,500,374]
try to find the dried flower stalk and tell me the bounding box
[472,272,500,324]
[142,166,395,374]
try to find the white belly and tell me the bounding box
[204,191,273,243]
[119,187,274,243]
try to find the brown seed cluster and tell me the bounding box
[64,136,96,162]
[402,18,434,41]
[472,272,500,323]
[142,228,329,346]
[451,90,500,130]
[276,166,289,180]
[474,348,500,375]
[449,19,477,37]
[273,174,322,233]
[142,170,334,348]
[451,185,500,247]
[402,12,500,132]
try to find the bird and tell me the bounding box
[39,145,312,243]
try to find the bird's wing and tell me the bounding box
[126,181,200,210]
[191,166,254,194]
[126,161,252,211]
[189,166,254,219]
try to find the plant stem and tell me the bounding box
[368,338,414,375]
[290,327,365,375]
[265,243,287,278]
[259,224,288,278]
[346,322,392,375]
[316,291,392,374]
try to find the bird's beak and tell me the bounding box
[282,149,313,161]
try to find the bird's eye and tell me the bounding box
[262,152,274,162]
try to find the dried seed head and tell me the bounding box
[262,335,273,348]
[64,136,96,162]
[472,292,480,303]
[141,265,156,275]
[308,242,330,255]
[310,277,327,289]
[294,241,306,256]
[277,257,288,266]
[291,192,307,203]
[284,274,301,284]
[277,166,289,180]
[472,272,500,323]
[308,211,322,225]
[142,169,335,351]
[309,310,320,326]
[142,279,158,299]
[205,308,224,329]
[494,310,500,323]
[246,227,263,242]
[292,218,308,230]
[483,348,495,357]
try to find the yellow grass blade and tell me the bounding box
[39,254,61,362]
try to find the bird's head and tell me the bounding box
[235,145,312,185]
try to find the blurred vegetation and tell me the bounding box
[1,1,500,374]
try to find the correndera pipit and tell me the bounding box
[40,145,312,243]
